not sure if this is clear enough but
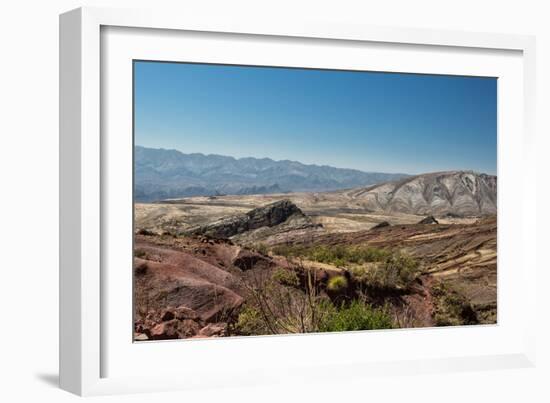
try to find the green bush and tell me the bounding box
[349,265,369,281]
[320,300,394,332]
[327,275,348,291]
[271,268,300,287]
[272,243,420,291]
[270,244,307,258]
[234,294,395,336]
[271,244,391,267]
[351,252,420,290]
[235,306,266,335]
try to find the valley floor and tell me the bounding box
[135,192,477,236]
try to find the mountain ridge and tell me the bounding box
[134,146,410,201]
[137,146,412,173]
[343,170,497,216]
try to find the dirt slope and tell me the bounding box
[297,216,497,322]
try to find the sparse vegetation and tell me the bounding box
[319,300,394,332]
[252,243,270,256]
[235,291,394,335]
[271,268,300,287]
[432,283,478,326]
[234,306,265,335]
[237,268,335,335]
[233,261,397,336]
[272,243,421,291]
[359,252,420,290]
[271,244,391,267]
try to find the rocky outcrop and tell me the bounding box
[133,249,245,325]
[371,221,391,229]
[418,216,439,224]
[231,211,324,245]
[133,235,280,340]
[188,200,318,240]
[198,323,227,337]
[136,304,229,340]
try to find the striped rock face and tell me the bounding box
[349,171,496,216]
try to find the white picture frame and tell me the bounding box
[59,6,537,396]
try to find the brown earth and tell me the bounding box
[293,216,497,323]
[134,233,302,339]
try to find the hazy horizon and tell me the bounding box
[135,61,497,175]
[136,144,498,177]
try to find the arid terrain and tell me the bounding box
[134,171,497,340]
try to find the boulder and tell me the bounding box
[371,221,391,230]
[149,320,178,340]
[149,319,201,340]
[199,323,227,337]
[418,216,439,224]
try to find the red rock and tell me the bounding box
[179,319,201,337]
[174,306,200,321]
[150,322,176,340]
[149,319,201,340]
[199,323,227,337]
[133,248,244,322]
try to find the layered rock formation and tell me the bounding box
[187,199,321,240]
[347,171,496,216]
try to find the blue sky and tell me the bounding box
[134,61,497,175]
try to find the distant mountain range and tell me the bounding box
[134,146,409,201]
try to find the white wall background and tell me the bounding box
[0,0,548,401]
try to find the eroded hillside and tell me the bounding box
[134,198,496,340]
[135,171,496,238]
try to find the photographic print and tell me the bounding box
[133,61,497,341]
